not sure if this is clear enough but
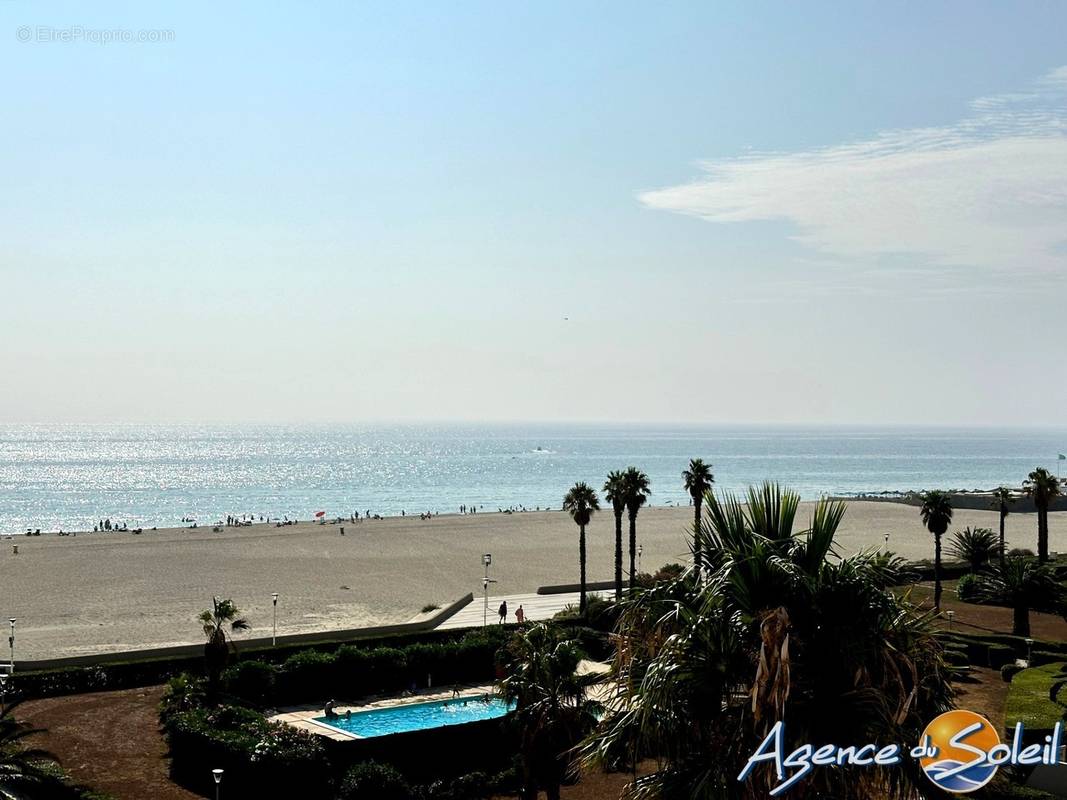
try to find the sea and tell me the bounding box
[1,424,1065,534]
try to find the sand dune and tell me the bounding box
[3,501,1066,660]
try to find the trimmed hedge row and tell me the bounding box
[222,628,510,707]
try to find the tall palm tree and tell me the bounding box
[563,482,601,614]
[603,471,627,601]
[621,467,650,594]
[0,702,58,800]
[1024,467,1061,563]
[919,490,953,612]
[974,557,1064,637]
[682,458,714,572]
[198,597,250,693]
[990,487,1015,566]
[499,623,601,800]
[581,483,952,799]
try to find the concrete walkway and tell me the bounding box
[436,590,608,629]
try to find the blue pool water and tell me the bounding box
[314,696,514,737]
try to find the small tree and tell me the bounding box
[621,467,651,595]
[199,597,250,694]
[949,527,1000,572]
[919,490,953,612]
[974,557,1064,637]
[499,623,600,800]
[682,458,714,572]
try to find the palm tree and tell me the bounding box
[1024,467,1061,563]
[198,597,250,693]
[0,702,58,800]
[499,623,601,800]
[974,557,1064,637]
[682,458,714,572]
[603,471,627,601]
[990,487,1015,566]
[581,483,952,799]
[621,467,650,594]
[563,482,601,614]
[919,490,953,612]
[948,526,1000,572]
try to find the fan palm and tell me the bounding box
[621,468,650,595]
[603,471,627,601]
[1024,467,1061,563]
[682,458,714,572]
[973,557,1064,637]
[499,623,601,800]
[198,597,250,693]
[0,702,58,800]
[563,482,601,614]
[948,527,1000,572]
[990,487,1015,566]
[580,482,952,799]
[919,490,953,611]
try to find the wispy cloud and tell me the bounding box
[641,67,1067,277]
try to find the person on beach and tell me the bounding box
[498,600,507,624]
[515,605,525,624]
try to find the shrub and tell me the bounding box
[1002,663,1025,682]
[949,527,1000,571]
[159,673,206,729]
[943,647,970,667]
[956,572,981,603]
[223,660,276,706]
[337,762,413,800]
[1008,548,1036,558]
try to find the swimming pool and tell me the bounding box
[312,696,514,738]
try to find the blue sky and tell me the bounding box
[2,2,1066,424]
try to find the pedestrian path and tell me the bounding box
[435,590,608,629]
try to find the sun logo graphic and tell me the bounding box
[918,710,1001,793]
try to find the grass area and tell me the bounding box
[1005,662,1067,730]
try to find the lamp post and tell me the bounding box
[0,673,7,715]
[271,593,279,647]
[1026,637,1034,665]
[884,533,890,551]
[637,544,643,573]
[946,610,954,630]
[482,554,496,627]
[7,619,14,675]
[212,768,223,800]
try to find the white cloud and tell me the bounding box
[640,67,1067,276]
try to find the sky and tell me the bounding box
[2,1,1066,426]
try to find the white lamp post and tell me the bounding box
[884,533,890,550]
[7,619,14,675]
[0,673,7,715]
[212,768,223,800]
[271,593,279,647]
[482,554,495,627]
[946,610,954,630]
[637,544,643,573]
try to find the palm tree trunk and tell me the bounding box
[579,524,587,614]
[1038,506,1049,563]
[628,512,637,595]
[999,510,1006,566]
[614,511,623,600]
[934,533,943,612]
[693,497,702,573]
[1013,603,1031,638]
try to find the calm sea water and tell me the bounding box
[1,424,1065,534]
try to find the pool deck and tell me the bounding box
[269,683,496,740]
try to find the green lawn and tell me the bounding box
[1004,662,1067,730]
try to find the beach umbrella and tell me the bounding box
[315,511,326,518]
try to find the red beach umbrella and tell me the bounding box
[315,511,326,518]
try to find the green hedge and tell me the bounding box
[1004,662,1067,732]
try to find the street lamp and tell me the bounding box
[482,554,496,627]
[0,673,7,715]
[7,619,14,675]
[1026,637,1034,665]
[271,593,279,647]
[637,544,643,573]
[212,768,223,800]
[946,610,954,630]
[884,533,890,550]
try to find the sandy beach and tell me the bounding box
[3,501,1067,661]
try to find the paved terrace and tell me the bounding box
[434,590,609,630]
